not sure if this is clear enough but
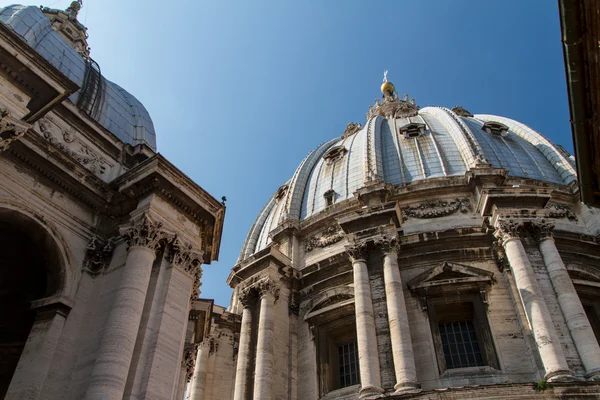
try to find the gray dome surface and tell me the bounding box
[239,106,577,260]
[0,5,157,150]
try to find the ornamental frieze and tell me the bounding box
[82,236,114,276]
[0,108,28,152]
[305,225,344,252]
[37,117,111,175]
[546,204,578,221]
[401,198,471,220]
[182,343,197,382]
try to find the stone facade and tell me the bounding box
[0,4,225,399]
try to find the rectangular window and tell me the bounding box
[439,320,484,369]
[338,342,359,387]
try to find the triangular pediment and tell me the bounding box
[408,261,494,293]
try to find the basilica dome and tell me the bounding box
[240,93,577,260]
[0,5,157,150]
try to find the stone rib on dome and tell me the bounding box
[0,5,157,150]
[240,106,577,259]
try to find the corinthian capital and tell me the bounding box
[239,286,258,308]
[257,278,280,300]
[374,235,399,255]
[529,220,555,242]
[345,241,369,263]
[120,214,173,252]
[494,219,524,242]
[171,238,204,275]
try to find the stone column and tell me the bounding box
[5,301,70,400]
[375,237,420,394]
[253,279,279,400]
[85,215,171,400]
[189,341,209,400]
[233,288,256,400]
[533,221,600,380]
[495,220,573,382]
[346,242,384,398]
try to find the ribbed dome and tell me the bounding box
[239,105,577,260]
[0,5,157,150]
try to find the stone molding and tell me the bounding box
[345,241,369,263]
[82,236,114,276]
[0,108,28,152]
[304,225,344,252]
[401,198,471,220]
[373,235,399,255]
[119,214,174,252]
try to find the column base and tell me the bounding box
[545,370,578,383]
[585,368,600,381]
[393,381,421,395]
[359,385,385,399]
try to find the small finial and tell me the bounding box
[221,196,227,205]
[383,70,388,83]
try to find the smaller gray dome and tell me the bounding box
[0,5,157,150]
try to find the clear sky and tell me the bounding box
[26,0,571,306]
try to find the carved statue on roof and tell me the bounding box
[65,0,82,19]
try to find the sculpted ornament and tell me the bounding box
[546,204,578,221]
[374,236,399,255]
[182,343,197,382]
[494,219,524,242]
[401,198,471,220]
[451,105,474,118]
[83,236,114,275]
[529,220,555,242]
[171,238,204,275]
[367,92,419,119]
[305,225,344,252]
[346,241,369,262]
[120,214,173,252]
[257,278,280,300]
[342,122,362,138]
[0,108,27,152]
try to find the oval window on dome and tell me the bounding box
[481,121,509,137]
[399,122,426,139]
[323,146,348,164]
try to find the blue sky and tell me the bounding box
[30,1,571,306]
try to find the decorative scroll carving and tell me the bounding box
[305,225,344,252]
[257,278,280,300]
[0,108,27,152]
[182,343,197,382]
[546,204,578,221]
[346,241,369,262]
[83,236,114,275]
[492,239,508,272]
[373,235,399,255]
[494,219,524,242]
[401,198,471,220]
[342,122,362,138]
[38,117,110,175]
[529,220,555,242]
[367,91,419,119]
[120,214,173,252]
[451,106,473,117]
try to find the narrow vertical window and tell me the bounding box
[338,342,359,387]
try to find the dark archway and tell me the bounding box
[0,210,64,398]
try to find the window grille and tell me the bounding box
[338,342,359,387]
[439,320,484,369]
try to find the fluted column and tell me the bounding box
[189,341,209,399]
[233,289,256,400]
[375,237,420,394]
[495,220,573,382]
[532,221,600,380]
[253,280,279,400]
[85,215,171,400]
[346,242,384,398]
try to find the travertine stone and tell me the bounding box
[253,281,278,400]
[496,221,573,382]
[5,307,68,400]
[85,216,167,399]
[376,237,420,394]
[347,243,385,398]
[189,343,209,400]
[233,291,255,400]
[534,225,600,380]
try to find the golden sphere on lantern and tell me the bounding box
[381,81,395,94]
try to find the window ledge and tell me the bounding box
[440,365,501,378]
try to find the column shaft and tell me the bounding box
[539,238,600,380]
[189,343,209,400]
[85,246,156,399]
[353,259,384,397]
[504,238,572,381]
[382,251,419,393]
[253,294,275,400]
[233,306,253,400]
